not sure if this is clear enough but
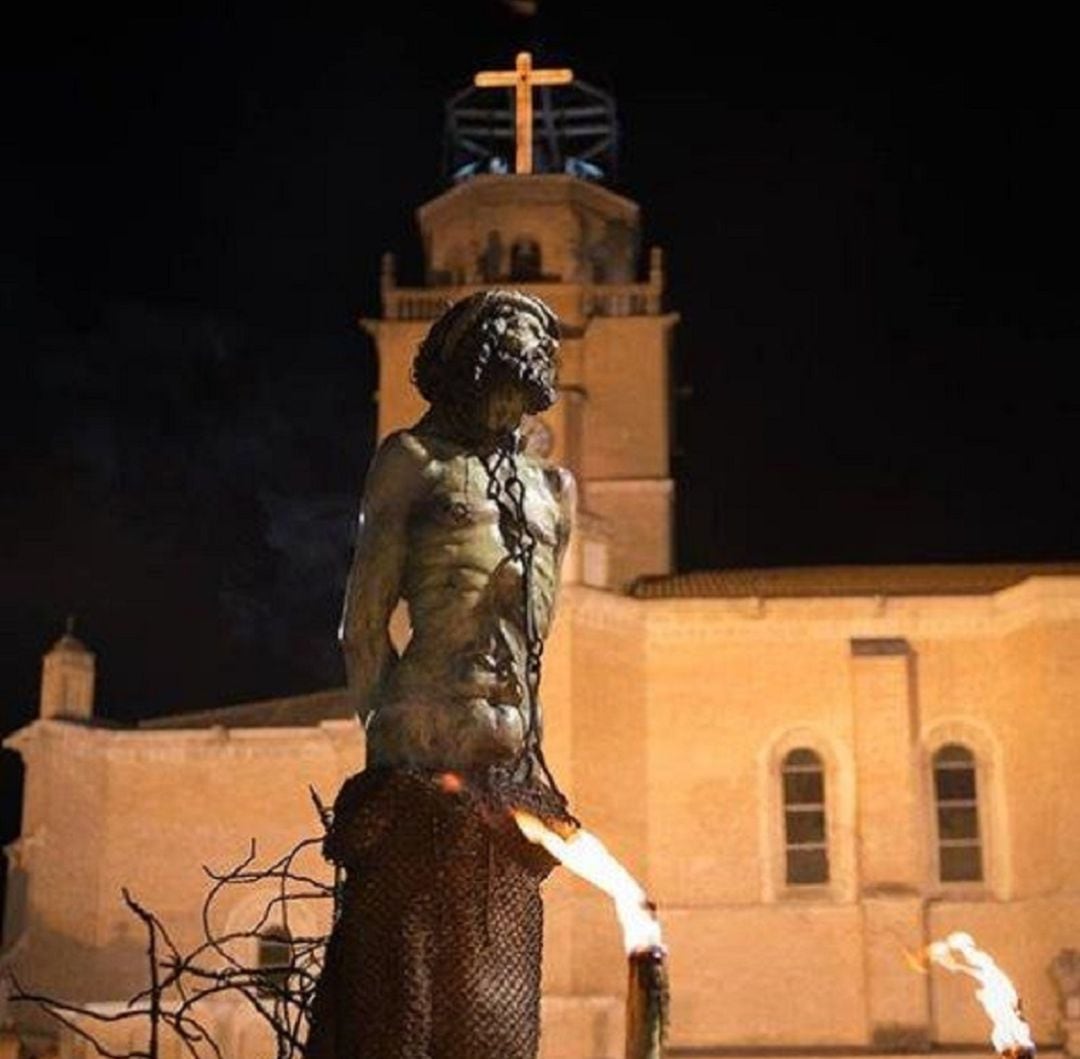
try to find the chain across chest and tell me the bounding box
[421,456,558,548]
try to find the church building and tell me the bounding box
[4,56,1079,1059]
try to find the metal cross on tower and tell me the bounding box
[474,52,573,174]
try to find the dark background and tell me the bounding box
[2,6,1077,921]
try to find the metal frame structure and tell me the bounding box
[443,77,618,183]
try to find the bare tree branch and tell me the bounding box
[5,795,335,1059]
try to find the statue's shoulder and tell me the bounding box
[365,430,435,499]
[541,462,576,500]
[378,428,433,465]
[541,463,576,530]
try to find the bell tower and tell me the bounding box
[361,56,679,591]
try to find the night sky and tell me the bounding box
[2,7,1077,911]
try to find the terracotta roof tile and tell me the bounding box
[629,562,1080,600]
[139,687,355,730]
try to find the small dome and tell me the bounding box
[47,618,93,657]
[49,632,91,655]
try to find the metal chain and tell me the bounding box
[482,437,570,808]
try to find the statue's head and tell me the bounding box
[412,289,560,417]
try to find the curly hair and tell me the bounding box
[412,289,560,414]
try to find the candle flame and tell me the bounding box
[513,810,663,954]
[925,931,1035,1055]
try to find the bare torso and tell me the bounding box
[341,423,572,772]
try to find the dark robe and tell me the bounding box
[305,767,572,1059]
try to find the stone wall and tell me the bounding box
[550,576,1080,1051]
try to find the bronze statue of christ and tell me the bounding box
[306,289,576,1059]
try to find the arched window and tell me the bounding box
[509,238,542,281]
[257,926,293,996]
[782,748,829,885]
[933,743,983,882]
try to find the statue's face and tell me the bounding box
[493,307,558,413]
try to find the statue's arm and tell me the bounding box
[552,465,576,579]
[338,431,429,725]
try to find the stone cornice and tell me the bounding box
[637,574,1080,642]
[1,716,363,762]
[416,174,640,228]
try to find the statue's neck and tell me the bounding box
[418,405,524,455]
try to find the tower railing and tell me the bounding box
[381,281,661,322]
